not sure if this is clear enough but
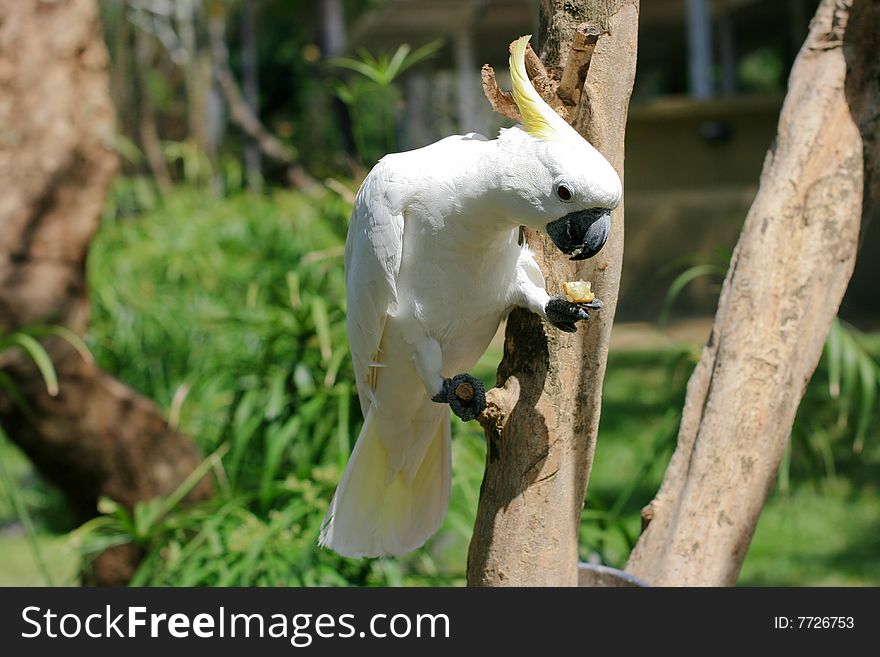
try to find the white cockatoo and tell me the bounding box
[320,35,621,558]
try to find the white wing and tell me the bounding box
[345,157,408,418]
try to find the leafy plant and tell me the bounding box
[104,135,258,224]
[823,317,879,454]
[330,40,443,165]
[0,326,92,585]
[580,409,680,567]
[330,41,443,87]
[782,319,880,490]
[738,46,785,93]
[656,247,730,329]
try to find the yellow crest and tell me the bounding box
[508,35,570,142]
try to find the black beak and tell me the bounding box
[545,208,611,261]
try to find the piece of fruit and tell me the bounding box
[562,280,594,303]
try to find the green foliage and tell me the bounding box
[784,320,880,489]
[0,426,54,586]
[0,325,90,586]
[330,41,443,87]
[580,347,695,567]
[0,327,84,400]
[104,137,254,221]
[824,318,879,454]
[740,482,880,586]
[330,41,442,165]
[738,46,786,93]
[656,247,730,329]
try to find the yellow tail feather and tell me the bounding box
[319,406,451,558]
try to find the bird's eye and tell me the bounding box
[556,185,572,201]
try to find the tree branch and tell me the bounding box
[213,62,297,164]
[208,17,317,189]
[480,64,521,122]
[476,376,521,440]
[556,22,601,107]
[521,39,570,121]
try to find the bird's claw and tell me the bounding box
[545,295,603,333]
[431,373,487,421]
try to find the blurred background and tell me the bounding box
[1,0,878,586]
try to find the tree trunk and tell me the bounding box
[467,0,639,586]
[625,0,878,586]
[0,0,211,586]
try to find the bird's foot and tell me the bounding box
[431,373,487,421]
[545,295,603,332]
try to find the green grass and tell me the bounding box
[741,482,880,586]
[0,439,78,586]
[0,531,78,587]
[580,348,691,567]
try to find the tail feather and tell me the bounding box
[319,406,451,558]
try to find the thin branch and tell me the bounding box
[557,22,601,106]
[208,20,318,189]
[134,26,173,193]
[127,5,189,66]
[476,376,521,440]
[324,177,358,205]
[128,0,177,17]
[481,40,571,124]
[480,64,521,122]
[214,63,297,164]
[520,40,570,121]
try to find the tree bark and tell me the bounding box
[0,0,211,586]
[625,0,878,586]
[467,0,639,586]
